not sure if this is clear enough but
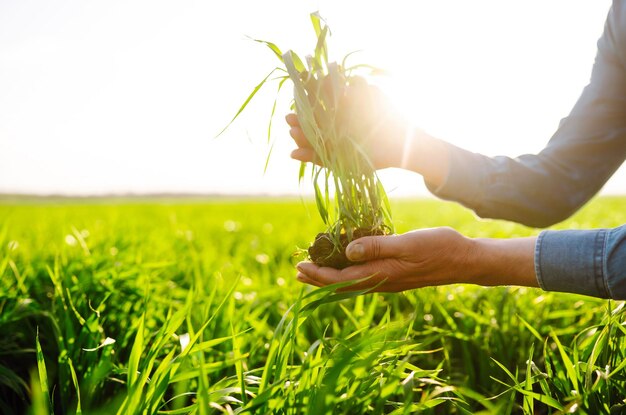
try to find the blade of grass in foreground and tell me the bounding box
[550,330,580,394]
[523,343,534,414]
[491,357,564,411]
[231,321,248,406]
[35,329,53,414]
[67,358,82,415]
[127,314,145,392]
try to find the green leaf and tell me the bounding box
[313,175,328,225]
[518,314,544,342]
[215,67,282,138]
[550,330,579,392]
[310,11,327,38]
[231,321,247,406]
[249,37,284,63]
[313,26,329,71]
[283,50,306,74]
[298,161,306,184]
[35,329,53,414]
[127,314,145,390]
[523,344,534,414]
[67,358,82,415]
[584,324,608,389]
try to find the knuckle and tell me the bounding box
[370,238,381,259]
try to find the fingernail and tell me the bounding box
[346,243,364,261]
[296,263,305,272]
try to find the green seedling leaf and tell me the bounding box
[518,314,543,342]
[310,11,324,37]
[523,344,534,414]
[550,330,579,393]
[220,11,397,259]
[127,314,145,390]
[313,172,329,225]
[249,37,284,63]
[215,67,283,138]
[35,329,53,414]
[313,26,329,71]
[67,358,82,415]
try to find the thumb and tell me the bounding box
[345,235,399,262]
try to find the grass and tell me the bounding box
[0,196,625,414]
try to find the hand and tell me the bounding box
[296,227,475,292]
[285,78,451,187]
[296,228,539,292]
[286,78,409,170]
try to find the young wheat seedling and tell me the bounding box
[220,12,394,268]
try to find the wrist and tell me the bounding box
[468,237,539,288]
[399,128,450,188]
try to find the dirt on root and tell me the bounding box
[308,227,386,269]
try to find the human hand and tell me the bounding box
[286,77,410,170]
[295,227,476,292]
[296,228,539,292]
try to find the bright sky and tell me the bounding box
[1,0,623,196]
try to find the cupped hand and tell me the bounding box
[295,227,477,292]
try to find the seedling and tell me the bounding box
[221,12,394,268]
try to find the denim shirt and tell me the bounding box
[427,1,626,299]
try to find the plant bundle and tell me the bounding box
[222,12,394,268]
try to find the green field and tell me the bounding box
[1,196,625,414]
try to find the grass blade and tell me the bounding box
[215,68,282,138]
[249,37,284,63]
[127,314,145,390]
[35,329,52,414]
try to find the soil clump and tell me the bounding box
[308,227,387,269]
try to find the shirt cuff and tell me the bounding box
[535,228,611,298]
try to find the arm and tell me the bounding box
[296,224,626,300]
[418,2,626,227]
[296,227,539,292]
[289,2,626,228]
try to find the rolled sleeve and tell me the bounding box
[535,224,626,299]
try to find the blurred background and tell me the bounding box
[1,0,621,197]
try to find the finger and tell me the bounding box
[297,262,343,286]
[296,272,323,287]
[345,234,405,262]
[290,148,318,164]
[289,127,309,148]
[297,262,383,292]
[299,261,395,292]
[285,113,300,127]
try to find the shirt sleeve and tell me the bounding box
[535,224,626,299]
[427,1,626,228]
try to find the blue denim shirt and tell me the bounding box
[427,1,626,299]
[535,226,626,299]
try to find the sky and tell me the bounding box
[1,0,623,197]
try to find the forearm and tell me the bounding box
[468,236,539,288]
[406,2,626,228]
[464,225,626,300]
